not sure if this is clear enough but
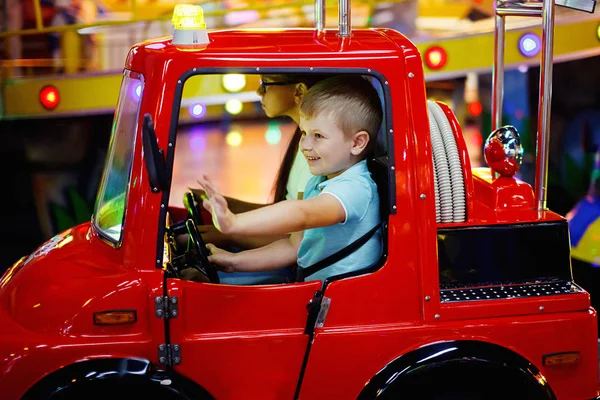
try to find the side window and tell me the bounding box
[167,72,390,284]
[169,73,389,211]
[169,73,294,206]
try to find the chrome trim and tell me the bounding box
[338,0,351,37]
[315,0,325,34]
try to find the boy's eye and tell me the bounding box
[314,133,323,139]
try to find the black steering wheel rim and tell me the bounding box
[185,219,220,283]
[183,191,203,227]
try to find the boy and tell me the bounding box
[198,75,383,282]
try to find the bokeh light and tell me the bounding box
[265,123,282,145]
[129,81,142,103]
[424,46,447,70]
[468,101,482,117]
[225,99,243,115]
[190,134,207,151]
[222,74,247,92]
[188,103,206,118]
[518,33,541,58]
[40,86,60,110]
[226,130,243,146]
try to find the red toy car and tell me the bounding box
[1,1,598,399]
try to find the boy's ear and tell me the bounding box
[350,130,370,156]
[294,83,309,105]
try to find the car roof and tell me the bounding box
[126,28,413,72]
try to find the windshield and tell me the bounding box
[94,70,144,244]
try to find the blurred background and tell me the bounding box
[0,0,599,273]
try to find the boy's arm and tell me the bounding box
[207,231,303,272]
[198,175,346,236]
[232,195,345,235]
[200,227,288,250]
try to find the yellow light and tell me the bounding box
[172,4,206,30]
[94,310,137,325]
[222,74,246,92]
[226,131,243,147]
[543,352,581,366]
[225,99,243,115]
[597,23,600,41]
[429,51,442,66]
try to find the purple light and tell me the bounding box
[129,81,142,103]
[518,33,541,58]
[188,103,206,119]
[189,134,207,151]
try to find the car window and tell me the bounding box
[94,70,144,244]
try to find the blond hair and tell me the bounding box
[300,75,383,147]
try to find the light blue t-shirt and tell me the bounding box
[297,160,382,282]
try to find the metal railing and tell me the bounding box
[491,0,596,210]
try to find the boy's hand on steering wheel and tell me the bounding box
[206,243,236,273]
[196,175,236,234]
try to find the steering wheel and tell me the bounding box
[183,190,203,227]
[185,219,220,283]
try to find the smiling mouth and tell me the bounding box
[305,156,320,162]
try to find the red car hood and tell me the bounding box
[0,223,145,334]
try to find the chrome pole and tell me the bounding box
[496,6,543,16]
[338,0,351,37]
[535,0,556,210]
[491,12,505,131]
[315,0,325,34]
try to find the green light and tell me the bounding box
[265,123,281,145]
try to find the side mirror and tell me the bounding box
[142,114,167,193]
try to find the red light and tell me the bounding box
[40,85,60,110]
[468,101,483,116]
[424,46,448,70]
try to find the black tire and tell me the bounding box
[380,361,552,400]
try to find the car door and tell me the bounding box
[167,278,322,399]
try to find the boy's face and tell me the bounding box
[299,111,365,179]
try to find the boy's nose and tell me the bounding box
[300,136,312,150]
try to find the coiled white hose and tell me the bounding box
[428,108,453,223]
[432,162,441,223]
[427,100,467,223]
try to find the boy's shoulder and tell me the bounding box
[305,160,378,200]
[323,160,375,188]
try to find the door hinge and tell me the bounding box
[304,291,331,334]
[158,343,182,366]
[155,296,178,319]
[315,296,331,329]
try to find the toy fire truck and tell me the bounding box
[1,0,599,399]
